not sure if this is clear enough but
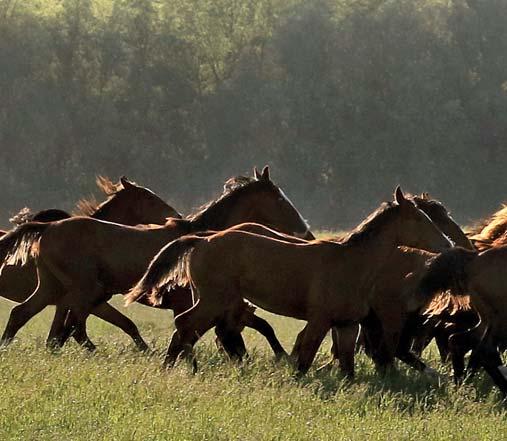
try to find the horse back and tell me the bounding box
[37,217,178,291]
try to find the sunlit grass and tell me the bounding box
[1,295,506,440]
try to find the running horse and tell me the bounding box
[412,203,507,367]
[0,176,181,350]
[0,167,311,352]
[417,245,507,395]
[127,187,452,373]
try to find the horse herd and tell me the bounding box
[1,167,507,396]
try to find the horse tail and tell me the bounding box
[0,222,51,267]
[418,247,478,302]
[125,235,204,306]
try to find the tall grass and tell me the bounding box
[0,297,505,440]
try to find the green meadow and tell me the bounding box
[1,295,506,441]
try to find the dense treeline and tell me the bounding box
[0,0,506,228]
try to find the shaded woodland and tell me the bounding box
[0,0,506,228]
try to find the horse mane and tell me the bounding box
[424,291,472,317]
[10,207,35,225]
[410,194,449,218]
[74,176,123,216]
[341,202,400,246]
[492,231,507,248]
[187,176,275,230]
[469,204,507,246]
[9,208,71,225]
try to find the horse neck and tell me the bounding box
[91,198,147,226]
[340,221,401,286]
[90,198,124,223]
[189,201,235,232]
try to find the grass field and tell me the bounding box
[1,296,506,440]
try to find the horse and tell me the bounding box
[416,245,507,395]
[315,193,471,375]
[131,222,316,360]
[0,176,181,350]
[126,187,452,373]
[413,202,507,365]
[0,166,312,352]
[75,175,182,224]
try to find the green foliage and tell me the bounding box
[0,0,506,227]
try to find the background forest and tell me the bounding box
[0,0,506,228]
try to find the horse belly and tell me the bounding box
[236,262,310,320]
[0,263,38,303]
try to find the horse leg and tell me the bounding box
[1,292,52,346]
[336,324,360,378]
[90,302,150,352]
[243,313,287,360]
[295,320,330,374]
[52,279,106,352]
[330,327,340,359]
[360,310,392,372]
[1,262,59,346]
[214,324,247,361]
[393,314,437,374]
[410,317,437,357]
[449,324,484,383]
[434,328,451,363]
[291,324,308,360]
[164,300,221,370]
[46,304,70,350]
[471,331,507,395]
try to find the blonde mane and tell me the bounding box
[469,204,507,250]
[74,176,123,216]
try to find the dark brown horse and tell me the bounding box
[75,175,182,224]
[127,187,452,373]
[0,167,311,351]
[0,176,181,350]
[319,193,472,375]
[413,202,507,365]
[416,245,507,395]
[130,222,315,360]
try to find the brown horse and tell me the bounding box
[416,245,507,395]
[413,202,507,364]
[75,175,182,224]
[0,167,311,351]
[0,177,181,350]
[127,187,452,373]
[318,193,472,375]
[131,222,314,360]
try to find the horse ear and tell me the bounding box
[394,186,407,205]
[120,176,135,189]
[261,165,270,181]
[253,167,262,180]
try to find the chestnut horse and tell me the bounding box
[0,167,311,351]
[304,193,470,375]
[132,222,315,360]
[413,203,507,365]
[417,245,507,395]
[127,187,452,373]
[0,177,181,350]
